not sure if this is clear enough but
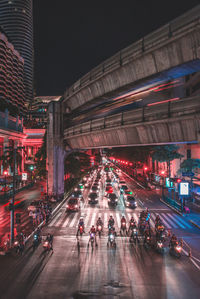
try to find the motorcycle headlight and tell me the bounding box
[176,246,182,252]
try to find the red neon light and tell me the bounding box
[129,163,133,166]
[144,167,148,171]
[3,171,8,175]
[147,97,179,107]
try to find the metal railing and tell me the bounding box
[64,95,200,137]
[64,5,200,100]
[0,111,23,133]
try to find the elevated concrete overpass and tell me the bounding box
[62,5,200,114]
[64,95,200,148]
[47,6,200,196]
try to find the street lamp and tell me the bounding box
[3,170,8,198]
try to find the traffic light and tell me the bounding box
[16,213,21,224]
[29,165,34,171]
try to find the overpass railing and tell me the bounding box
[64,5,200,99]
[64,95,200,137]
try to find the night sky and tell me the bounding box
[33,0,199,96]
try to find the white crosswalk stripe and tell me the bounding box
[47,208,193,232]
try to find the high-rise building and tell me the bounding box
[0,29,25,114]
[0,0,33,104]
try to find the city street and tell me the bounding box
[0,169,199,299]
[0,181,45,244]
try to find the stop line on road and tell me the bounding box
[48,209,193,230]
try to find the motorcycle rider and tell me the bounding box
[46,233,53,251]
[144,229,151,244]
[89,225,97,245]
[155,215,160,224]
[120,215,127,234]
[169,234,178,248]
[96,217,103,227]
[129,216,136,231]
[77,217,85,235]
[108,215,114,228]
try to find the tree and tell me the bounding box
[64,151,91,178]
[179,158,200,173]
[179,158,200,190]
[34,132,47,178]
[151,145,183,177]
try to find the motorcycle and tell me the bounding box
[43,240,51,252]
[129,228,137,243]
[107,232,116,248]
[13,240,24,254]
[96,225,102,237]
[169,242,182,258]
[143,234,151,248]
[33,233,41,250]
[120,222,127,236]
[79,225,84,236]
[88,233,96,248]
[155,239,164,253]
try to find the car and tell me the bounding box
[108,193,118,205]
[105,186,113,196]
[88,192,98,204]
[66,197,80,212]
[106,178,112,183]
[72,190,82,199]
[74,184,84,192]
[120,184,129,193]
[124,196,137,208]
[123,190,133,199]
[91,186,99,193]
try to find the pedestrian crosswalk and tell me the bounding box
[48,210,193,230]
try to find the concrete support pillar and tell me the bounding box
[47,101,65,196]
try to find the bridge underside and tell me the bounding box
[63,19,200,113]
[64,115,200,149]
[64,96,200,149]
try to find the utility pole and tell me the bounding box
[10,147,16,244]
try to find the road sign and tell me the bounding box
[179,182,190,196]
[182,172,194,177]
[22,173,27,181]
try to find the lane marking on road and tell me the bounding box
[49,211,62,227]
[62,215,71,227]
[104,212,108,227]
[69,213,79,228]
[162,214,178,229]
[90,211,96,226]
[116,212,121,228]
[159,214,171,229]
[173,215,192,229]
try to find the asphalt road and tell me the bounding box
[0,171,199,299]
